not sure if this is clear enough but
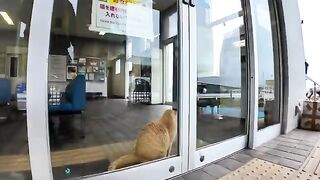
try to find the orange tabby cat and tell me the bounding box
[109,109,177,170]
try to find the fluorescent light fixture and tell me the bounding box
[20,22,26,38]
[99,31,106,35]
[233,40,245,47]
[0,11,14,25]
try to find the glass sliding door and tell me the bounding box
[189,0,250,168]
[195,0,249,147]
[163,42,174,104]
[251,0,282,147]
[190,0,249,167]
[0,0,33,179]
[44,0,188,179]
[253,0,281,130]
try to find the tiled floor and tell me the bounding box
[301,140,320,175]
[171,129,320,180]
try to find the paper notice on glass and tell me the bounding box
[48,55,67,82]
[125,3,153,39]
[90,0,154,39]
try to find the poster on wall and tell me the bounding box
[77,57,106,82]
[89,73,95,81]
[79,58,87,66]
[67,66,78,80]
[96,73,105,81]
[93,66,99,72]
[48,55,67,82]
[78,66,86,73]
[100,61,106,73]
[89,0,154,39]
[87,66,93,72]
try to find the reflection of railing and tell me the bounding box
[197,92,241,100]
[306,75,320,101]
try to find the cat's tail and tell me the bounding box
[108,154,142,171]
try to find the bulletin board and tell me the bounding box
[49,55,106,82]
[76,57,106,82]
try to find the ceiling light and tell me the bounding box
[20,22,26,38]
[0,11,14,25]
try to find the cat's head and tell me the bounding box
[162,109,177,121]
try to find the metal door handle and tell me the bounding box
[190,0,195,7]
[183,0,189,5]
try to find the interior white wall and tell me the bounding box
[282,0,306,133]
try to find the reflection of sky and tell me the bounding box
[127,9,160,59]
[252,0,275,87]
[208,0,242,22]
[298,0,320,88]
[68,0,78,15]
[168,12,177,38]
[197,0,243,84]
[198,0,275,88]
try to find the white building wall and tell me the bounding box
[282,0,306,133]
[298,0,320,87]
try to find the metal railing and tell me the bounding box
[306,75,320,101]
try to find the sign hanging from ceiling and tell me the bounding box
[90,0,154,39]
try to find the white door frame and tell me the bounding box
[188,0,253,170]
[27,0,54,179]
[26,0,190,179]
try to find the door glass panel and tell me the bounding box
[195,0,248,148]
[252,0,280,130]
[47,0,179,179]
[164,43,174,103]
[0,0,33,179]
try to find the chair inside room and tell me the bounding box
[0,78,11,121]
[48,75,86,138]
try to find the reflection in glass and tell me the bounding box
[0,0,33,179]
[196,0,248,148]
[252,0,280,130]
[47,0,179,179]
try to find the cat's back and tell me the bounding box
[135,121,170,160]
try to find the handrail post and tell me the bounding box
[314,82,317,101]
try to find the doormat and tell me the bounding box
[218,158,320,180]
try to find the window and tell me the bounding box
[115,59,121,75]
[10,57,18,77]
